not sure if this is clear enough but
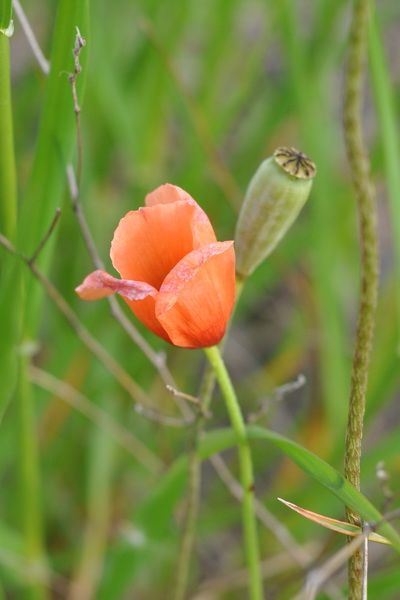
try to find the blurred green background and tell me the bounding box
[1,0,400,598]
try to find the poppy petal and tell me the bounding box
[75,270,157,301]
[124,295,171,343]
[75,270,171,341]
[110,200,214,290]
[145,183,216,247]
[155,241,235,348]
[145,183,192,207]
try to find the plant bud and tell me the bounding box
[235,147,316,278]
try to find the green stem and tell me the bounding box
[343,1,379,598]
[204,345,263,600]
[17,357,48,600]
[173,280,244,599]
[0,32,16,238]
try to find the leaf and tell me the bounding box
[278,497,390,545]
[196,426,400,551]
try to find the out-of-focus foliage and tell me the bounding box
[1,0,400,598]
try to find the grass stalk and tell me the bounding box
[204,345,263,600]
[17,357,48,600]
[0,31,16,238]
[343,1,379,597]
[0,18,19,414]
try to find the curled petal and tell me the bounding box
[145,183,193,207]
[75,271,171,342]
[75,270,157,301]
[145,183,216,247]
[156,241,235,348]
[110,200,215,290]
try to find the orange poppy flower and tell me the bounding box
[76,184,236,348]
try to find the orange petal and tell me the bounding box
[155,241,235,348]
[75,270,171,342]
[110,199,216,290]
[145,183,216,247]
[145,183,193,207]
[75,270,157,301]
[123,295,171,343]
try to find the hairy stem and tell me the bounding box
[343,1,379,598]
[204,346,263,600]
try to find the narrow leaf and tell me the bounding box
[278,497,390,545]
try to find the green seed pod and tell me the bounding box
[235,147,316,278]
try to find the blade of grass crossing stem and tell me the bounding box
[368,6,400,346]
[0,18,19,417]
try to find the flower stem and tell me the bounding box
[174,280,245,599]
[343,0,379,598]
[204,345,263,600]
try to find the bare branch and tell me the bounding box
[68,27,86,184]
[0,233,188,427]
[249,373,306,423]
[28,208,61,265]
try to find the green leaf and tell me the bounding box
[197,426,400,552]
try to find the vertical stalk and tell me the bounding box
[0,10,19,415]
[17,357,48,600]
[0,16,47,598]
[174,281,244,599]
[204,345,263,600]
[343,1,379,598]
[0,31,16,237]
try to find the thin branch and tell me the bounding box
[30,365,162,473]
[68,27,85,184]
[12,0,50,75]
[0,233,189,428]
[167,384,211,418]
[28,207,61,265]
[248,373,306,423]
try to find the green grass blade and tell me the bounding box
[368,6,400,342]
[201,427,400,552]
[0,0,12,31]
[0,26,18,416]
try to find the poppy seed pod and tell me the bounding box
[235,147,316,278]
